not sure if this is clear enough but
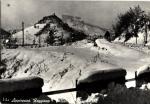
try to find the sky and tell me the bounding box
[2,0,150,30]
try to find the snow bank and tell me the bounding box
[114,31,150,45]
[136,64,150,76]
[125,71,136,88]
[71,40,94,48]
[127,32,145,44]
[0,76,43,94]
[95,39,143,58]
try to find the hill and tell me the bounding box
[62,15,107,37]
[12,14,86,46]
[12,14,113,47]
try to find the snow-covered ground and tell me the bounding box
[12,24,46,44]
[2,39,150,103]
[114,31,150,45]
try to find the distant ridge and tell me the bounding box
[62,14,108,37]
[84,22,108,32]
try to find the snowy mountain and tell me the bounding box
[12,14,87,46]
[36,14,87,45]
[62,15,107,37]
[12,14,112,47]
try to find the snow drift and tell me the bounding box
[2,38,150,103]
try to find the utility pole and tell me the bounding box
[22,21,24,46]
[39,35,41,47]
[144,23,148,45]
[144,15,149,46]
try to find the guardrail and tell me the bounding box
[0,68,150,100]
